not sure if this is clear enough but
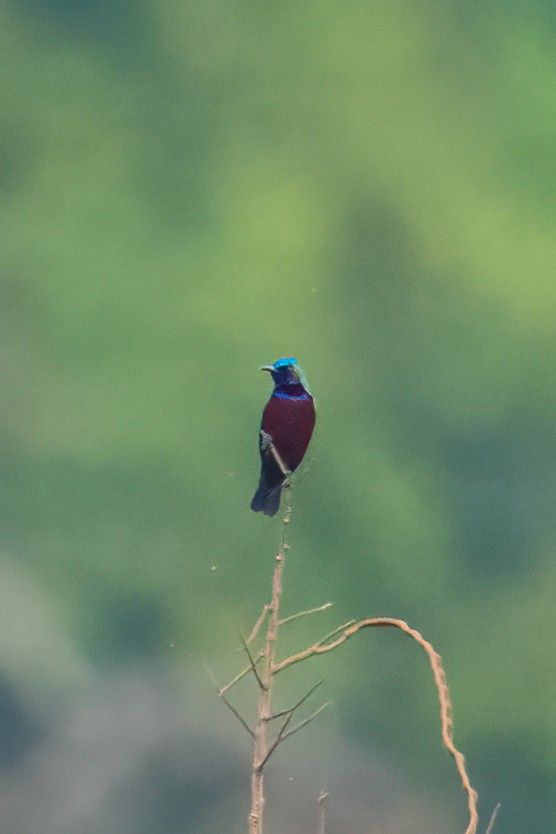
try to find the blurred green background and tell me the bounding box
[1,0,555,831]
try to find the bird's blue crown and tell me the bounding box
[273,357,297,369]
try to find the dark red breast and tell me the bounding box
[261,394,316,473]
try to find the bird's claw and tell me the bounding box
[260,430,274,451]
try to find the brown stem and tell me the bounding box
[249,493,291,834]
[274,616,479,834]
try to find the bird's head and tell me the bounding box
[261,357,312,393]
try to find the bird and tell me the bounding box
[251,357,316,516]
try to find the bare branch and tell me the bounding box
[219,655,263,696]
[316,619,357,647]
[273,617,479,834]
[266,680,323,721]
[258,710,294,768]
[204,663,254,738]
[281,701,331,742]
[249,502,292,834]
[317,790,330,834]
[220,693,254,738]
[485,803,501,834]
[240,634,266,691]
[271,620,355,677]
[246,605,270,645]
[261,696,330,769]
[279,602,333,626]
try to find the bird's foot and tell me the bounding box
[260,431,291,479]
[260,430,273,451]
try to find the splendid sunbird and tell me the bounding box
[250,357,316,516]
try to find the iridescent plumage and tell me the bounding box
[251,358,316,516]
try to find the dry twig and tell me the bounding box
[279,602,333,626]
[204,663,254,738]
[485,803,501,834]
[240,634,266,691]
[274,616,479,834]
[266,679,323,721]
[217,471,480,834]
[317,790,330,834]
[218,654,264,696]
[246,605,270,645]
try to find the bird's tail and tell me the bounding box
[250,478,283,516]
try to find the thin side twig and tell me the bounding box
[265,680,323,721]
[274,616,479,834]
[485,803,501,834]
[260,682,326,767]
[246,605,270,645]
[219,653,264,696]
[317,790,330,834]
[280,701,331,743]
[280,602,333,626]
[258,708,295,769]
[204,664,254,738]
[259,698,330,769]
[240,634,266,691]
[314,619,357,648]
[219,693,255,738]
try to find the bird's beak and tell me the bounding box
[260,365,274,373]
